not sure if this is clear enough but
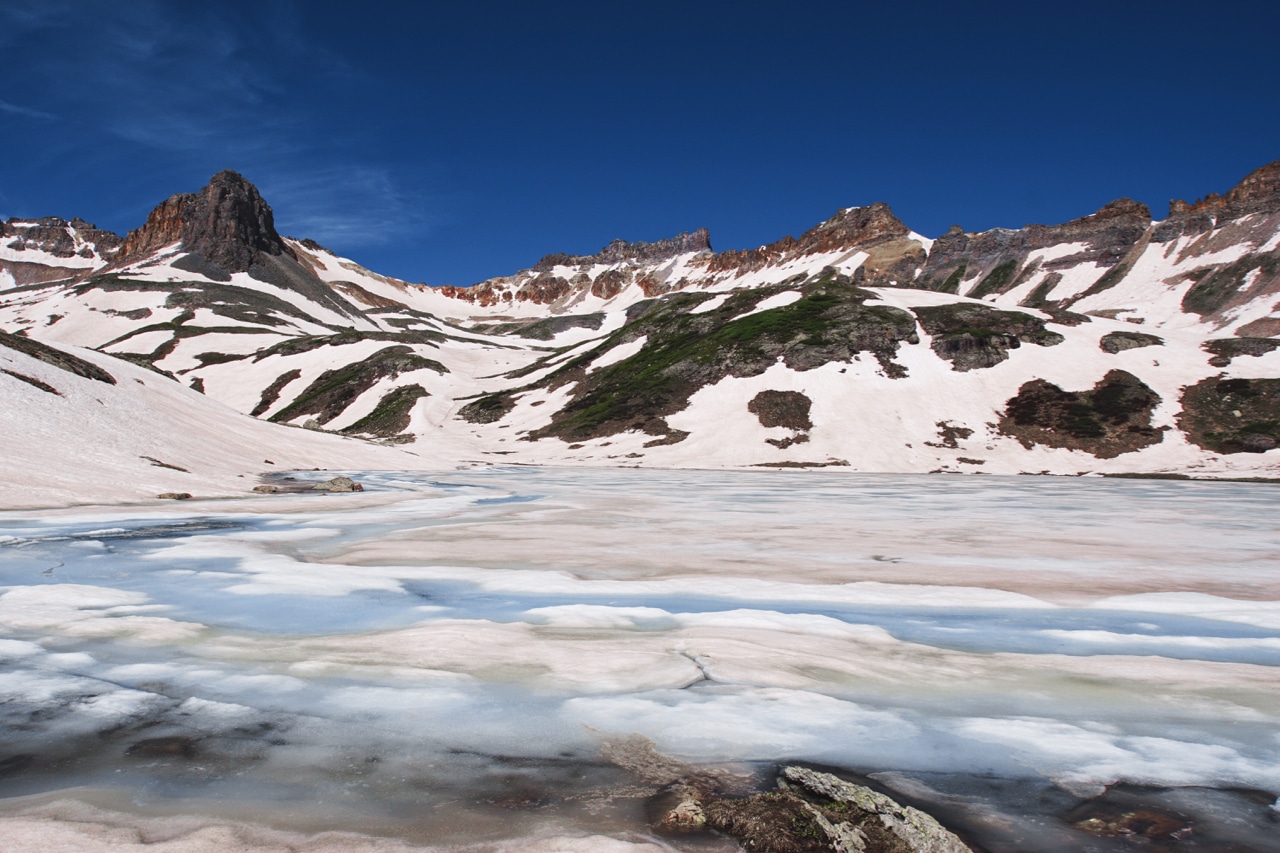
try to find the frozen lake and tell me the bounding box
[1,467,1278,851]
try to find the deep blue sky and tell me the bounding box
[2,1,1277,286]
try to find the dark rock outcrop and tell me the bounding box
[270,346,445,427]
[1,216,122,259]
[749,390,813,431]
[1000,370,1163,457]
[1099,330,1163,353]
[0,330,116,384]
[1202,337,1280,367]
[1178,376,1280,453]
[115,170,293,273]
[913,303,1064,371]
[918,199,1151,302]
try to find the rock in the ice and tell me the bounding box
[701,766,973,853]
[311,476,363,492]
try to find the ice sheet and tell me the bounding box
[0,467,1276,851]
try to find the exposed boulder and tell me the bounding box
[749,390,813,449]
[312,476,363,492]
[1099,330,1164,353]
[692,766,973,853]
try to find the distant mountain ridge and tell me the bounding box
[3,159,1279,482]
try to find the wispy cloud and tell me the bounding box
[0,99,56,121]
[260,166,441,247]
[1,0,437,247]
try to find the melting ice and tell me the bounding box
[1,467,1278,851]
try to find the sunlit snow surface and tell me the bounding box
[1,468,1278,851]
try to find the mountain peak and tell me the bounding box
[115,170,291,273]
[533,228,712,271]
[1169,158,1280,218]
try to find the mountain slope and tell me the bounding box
[0,331,423,507]
[2,162,1278,478]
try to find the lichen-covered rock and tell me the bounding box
[700,767,973,853]
[781,767,973,853]
[312,476,363,492]
[651,784,708,834]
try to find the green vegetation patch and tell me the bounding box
[1019,272,1063,309]
[342,384,428,437]
[524,275,918,442]
[1076,262,1131,302]
[1181,253,1278,317]
[458,392,518,424]
[967,259,1019,299]
[251,368,303,417]
[999,369,1163,458]
[1178,376,1280,453]
[270,346,445,426]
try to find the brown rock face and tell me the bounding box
[792,201,911,254]
[707,203,912,275]
[115,170,292,273]
[1167,159,1280,218]
[533,228,712,271]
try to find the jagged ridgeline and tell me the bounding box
[3,159,1279,474]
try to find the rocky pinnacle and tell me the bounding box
[115,170,292,273]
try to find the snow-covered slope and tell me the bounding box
[3,163,1279,480]
[0,332,425,508]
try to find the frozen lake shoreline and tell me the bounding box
[1,467,1278,851]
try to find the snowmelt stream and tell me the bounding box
[0,467,1277,851]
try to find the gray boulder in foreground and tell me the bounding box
[311,476,363,492]
[679,765,972,853]
[782,766,972,853]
